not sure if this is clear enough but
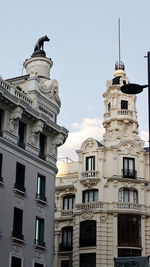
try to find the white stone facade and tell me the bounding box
[54,68,149,267]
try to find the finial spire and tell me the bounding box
[115,18,125,71]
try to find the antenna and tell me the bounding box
[118,18,121,69]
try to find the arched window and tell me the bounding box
[80,220,96,247]
[82,189,98,203]
[118,188,138,203]
[61,226,73,251]
[63,195,75,210]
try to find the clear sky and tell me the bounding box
[0,0,149,160]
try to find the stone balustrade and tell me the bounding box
[118,109,133,116]
[81,170,99,178]
[76,201,103,210]
[0,78,32,106]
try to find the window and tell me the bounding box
[80,253,96,267]
[108,102,111,111]
[121,100,128,109]
[0,153,3,182]
[61,261,70,267]
[118,248,141,257]
[82,189,98,203]
[11,256,22,267]
[118,214,141,248]
[12,207,24,240]
[123,157,136,178]
[86,156,95,171]
[119,188,138,203]
[63,195,75,210]
[18,121,25,149]
[35,217,45,247]
[0,108,3,135]
[80,220,96,247]
[15,162,26,193]
[39,133,46,160]
[37,174,46,202]
[60,227,73,251]
[34,263,44,267]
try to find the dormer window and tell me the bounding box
[121,100,128,110]
[108,103,111,111]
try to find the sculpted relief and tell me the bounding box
[39,79,61,107]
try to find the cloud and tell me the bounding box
[140,131,149,147]
[58,117,104,161]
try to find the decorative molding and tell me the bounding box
[81,211,94,220]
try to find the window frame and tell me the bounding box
[11,255,23,267]
[36,174,46,202]
[61,226,73,251]
[82,189,98,203]
[80,220,96,247]
[121,100,128,110]
[63,195,75,210]
[35,217,45,247]
[39,133,46,160]
[0,153,3,180]
[15,162,26,193]
[18,121,26,149]
[86,156,95,171]
[119,188,138,203]
[12,207,24,241]
[123,157,136,178]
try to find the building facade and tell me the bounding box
[0,41,68,267]
[54,66,149,267]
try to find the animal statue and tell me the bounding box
[34,35,50,52]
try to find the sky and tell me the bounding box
[0,0,150,160]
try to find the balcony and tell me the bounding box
[118,109,133,117]
[59,243,73,252]
[122,169,137,179]
[117,202,141,210]
[76,201,103,211]
[61,210,73,217]
[81,170,99,178]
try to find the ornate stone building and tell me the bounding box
[0,39,68,267]
[54,65,149,267]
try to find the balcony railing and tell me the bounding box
[122,169,137,179]
[14,183,26,193]
[34,239,45,248]
[117,202,141,210]
[118,109,133,116]
[76,201,103,211]
[12,231,24,241]
[59,243,73,251]
[81,170,99,178]
[61,210,73,216]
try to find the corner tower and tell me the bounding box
[102,63,144,148]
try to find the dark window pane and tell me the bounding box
[12,207,23,240]
[118,248,141,257]
[118,214,141,247]
[61,260,70,267]
[11,256,21,267]
[80,220,96,247]
[39,134,46,159]
[121,100,128,109]
[18,121,25,147]
[0,153,3,178]
[0,108,3,132]
[80,253,96,267]
[108,103,111,111]
[123,157,136,178]
[15,162,25,191]
[34,263,44,267]
[119,188,138,203]
[61,227,73,251]
[86,156,95,171]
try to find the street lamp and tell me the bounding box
[121,51,150,178]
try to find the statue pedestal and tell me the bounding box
[24,56,53,79]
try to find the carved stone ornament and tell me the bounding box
[80,178,100,188]
[81,211,94,220]
[10,107,23,120]
[100,214,107,222]
[39,79,61,107]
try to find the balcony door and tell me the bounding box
[123,157,135,178]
